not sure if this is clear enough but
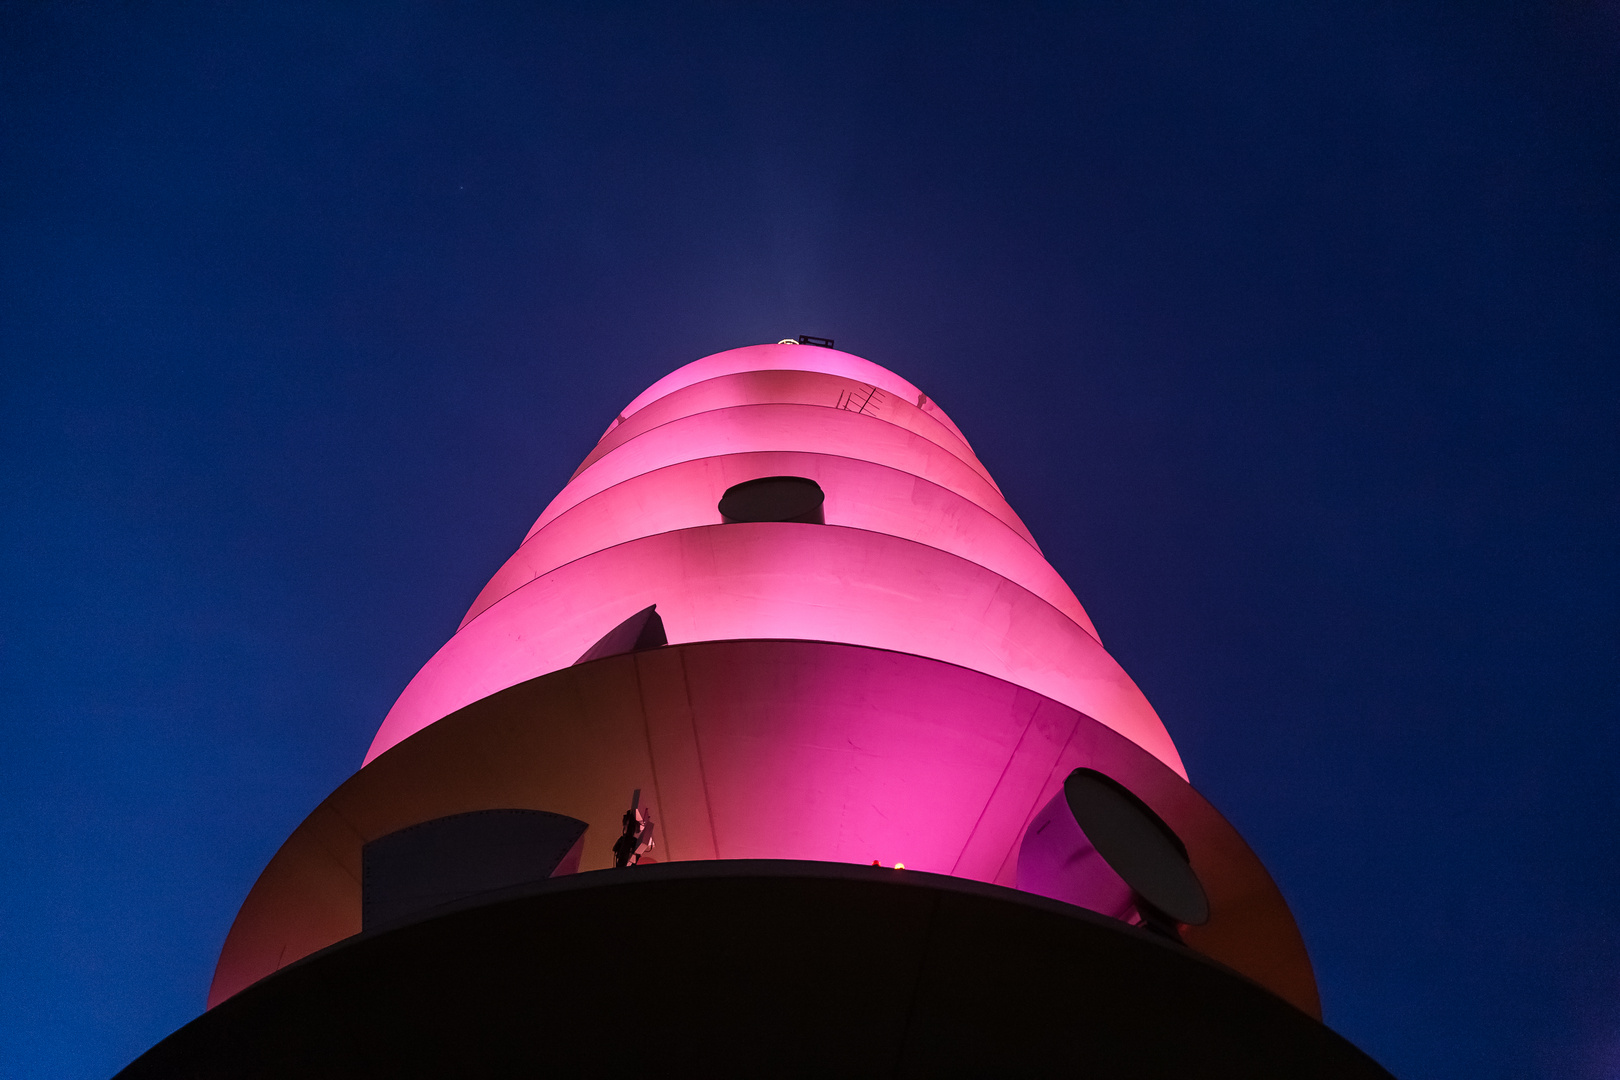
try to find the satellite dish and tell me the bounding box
[718,476,825,525]
[1063,768,1209,927]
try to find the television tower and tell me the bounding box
[121,343,1391,1078]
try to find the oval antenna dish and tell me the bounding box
[1064,768,1210,927]
[718,476,826,525]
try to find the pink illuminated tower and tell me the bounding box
[121,342,1391,1078]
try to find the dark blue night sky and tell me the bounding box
[2,4,1616,1078]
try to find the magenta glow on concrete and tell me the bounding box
[370,345,1188,776]
[207,346,1309,1017]
[367,522,1185,776]
[464,451,1097,635]
[214,640,1317,1016]
[201,346,1331,1022]
[611,342,972,447]
[575,369,995,491]
[525,403,1038,547]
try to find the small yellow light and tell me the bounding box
[893,862,905,870]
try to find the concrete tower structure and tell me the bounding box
[121,343,1391,1078]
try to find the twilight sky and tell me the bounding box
[2,4,1616,1078]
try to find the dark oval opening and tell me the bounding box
[1063,768,1209,926]
[718,476,825,525]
